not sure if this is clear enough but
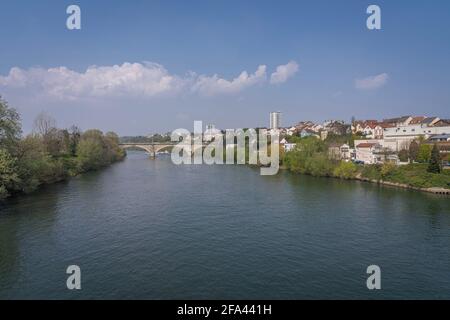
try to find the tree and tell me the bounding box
[33,112,65,157]
[68,125,81,156]
[427,144,441,173]
[33,112,57,137]
[409,141,419,163]
[0,96,22,153]
[0,149,20,199]
[76,138,106,171]
[417,144,432,163]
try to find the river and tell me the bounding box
[1,151,449,299]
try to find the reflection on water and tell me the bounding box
[1,151,450,299]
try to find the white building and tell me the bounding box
[204,124,221,142]
[355,116,450,152]
[355,142,383,164]
[280,138,296,152]
[383,119,450,145]
[270,112,281,130]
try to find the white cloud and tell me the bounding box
[0,61,296,101]
[0,62,186,100]
[270,61,299,84]
[191,65,267,96]
[355,73,389,90]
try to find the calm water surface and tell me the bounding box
[1,151,450,299]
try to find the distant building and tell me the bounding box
[328,143,353,161]
[428,134,450,142]
[355,142,383,164]
[204,124,220,141]
[355,142,398,164]
[270,112,281,130]
[280,138,296,152]
[285,126,297,136]
[383,116,413,126]
[300,128,319,138]
[323,121,351,136]
[339,143,352,160]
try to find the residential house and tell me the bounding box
[300,128,319,138]
[382,116,413,126]
[356,142,400,164]
[285,126,298,136]
[280,138,297,152]
[355,142,384,164]
[323,121,351,136]
[433,119,450,127]
[328,143,353,160]
[421,116,440,127]
[339,143,353,160]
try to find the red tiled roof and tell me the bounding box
[365,123,378,129]
[378,122,395,128]
[356,142,378,148]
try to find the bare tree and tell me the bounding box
[33,112,57,137]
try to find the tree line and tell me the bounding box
[0,96,125,200]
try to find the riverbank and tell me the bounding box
[355,175,450,195]
[282,164,450,195]
[281,136,450,195]
[0,97,126,200]
[280,164,450,195]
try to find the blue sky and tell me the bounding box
[0,0,449,135]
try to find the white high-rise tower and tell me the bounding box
[270,112,281,129]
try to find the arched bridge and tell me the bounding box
[119,143,176,157]
[119,142,207,158]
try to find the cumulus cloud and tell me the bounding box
[0,61,297,101]
[191,65,267,96]
[0,62,186,100]
[355,73,389,90]
[270,61,299,84]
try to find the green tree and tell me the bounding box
[417,144,432,163]
[76,131,108,171]
[0,149,20,199]
[427,144,441,173]
[0,96,22,153]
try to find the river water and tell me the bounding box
[0,151,449,299]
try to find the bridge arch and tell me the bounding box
[119,143,177,158]
[153,145,174,154]
[120,144,155,154]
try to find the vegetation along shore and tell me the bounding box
[281,135,450,195]
[0,96,125,200]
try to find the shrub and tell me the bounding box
[333,161,358,179]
